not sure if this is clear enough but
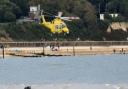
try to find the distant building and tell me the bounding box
[100,13,119,20]
[99,13,128,33]
[29,5,41,19]
[107,22,128,33]
[109,14,118,18]
[100,14,105,20]
[30,6,38,14]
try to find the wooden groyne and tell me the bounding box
[9,53,41,57]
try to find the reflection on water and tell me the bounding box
[0,55,128,85]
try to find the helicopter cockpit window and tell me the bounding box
[62,24,66,28]
[55,24,65,30]
[59,25,62,29]
[55,25,59,30]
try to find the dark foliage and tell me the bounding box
[0,0,128,41]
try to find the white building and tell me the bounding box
[30,6,38,14]
[30,5,40,14]
[100,13,119,20]
[100,14,105,20]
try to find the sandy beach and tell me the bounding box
[1,45,128,57]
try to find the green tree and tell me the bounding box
[0,1,21,22]
[4,12,16,22]
[10,0,29,16]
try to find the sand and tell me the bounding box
[0,45,128,56]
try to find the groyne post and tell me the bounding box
[73,41,76,56]
[42,42,45,55]
[3,46,4,59]
[0,44,4,59]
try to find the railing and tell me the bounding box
[0,41,128,47]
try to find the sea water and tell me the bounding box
[0,55,128,89]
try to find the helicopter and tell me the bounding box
[39,11,80,34]
[18,5,80,34]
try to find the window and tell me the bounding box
[55,25,58,30]
[62,24,66,28]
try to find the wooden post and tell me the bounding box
[0,44,4,59]
[43,42,45,56]
[3,46,4,59]
[73,42,75,56]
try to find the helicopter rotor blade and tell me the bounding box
[62,19,72,21]
[60,17,80,21]
[17,18,34,23]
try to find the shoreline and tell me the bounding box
[0,45,128,57]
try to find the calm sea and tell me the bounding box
[0,55,128,89]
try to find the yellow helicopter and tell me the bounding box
[40,14,69,34]
[18,5,80,34]
[39,11,80,34]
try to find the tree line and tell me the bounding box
[0,0,128,41]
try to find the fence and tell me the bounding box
[0,41,128,47]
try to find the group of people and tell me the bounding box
[113,48,126,54]
[50,43,60,51]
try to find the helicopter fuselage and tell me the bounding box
[40,15,69,34]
